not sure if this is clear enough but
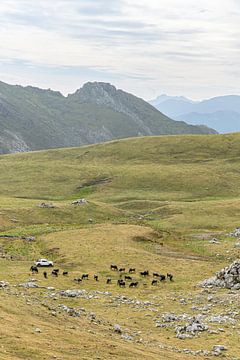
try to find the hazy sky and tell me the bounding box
[0,0,239,100]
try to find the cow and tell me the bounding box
[151,279,158,286]
[124,275,132,281]
[153,272,160,277]
[52,269,58,277]
[82,274,89,280]
[74,278,82,283]
[110,264,118,271]
[140,270,149,276]
[167,273,173,281]
[129,268,136,273]
[106,278,112,284]
[43,271,47,279]
[63,271,68,276]
[129,282,138,288]
[119,268,125,273]
[117,279,126,287]
[94,274,99,281]
[30,265,38,274]
[159,275,166,281]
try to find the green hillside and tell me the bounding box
[0,81,216,154]
[0,132,239,201]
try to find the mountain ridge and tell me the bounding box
[150,94,240,133]
[0,81,216,154]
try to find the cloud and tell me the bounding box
[0,0,239,99]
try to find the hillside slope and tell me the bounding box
[0,132,239,202]
[0,81,216,154]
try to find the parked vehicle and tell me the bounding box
[34,258,53,267]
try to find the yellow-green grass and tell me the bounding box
[0,224,238,359]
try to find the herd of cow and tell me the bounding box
[30,264,173,288]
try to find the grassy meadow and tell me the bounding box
[0,133,240,359]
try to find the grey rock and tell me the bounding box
[201,259,240,289]
[23,236,36,242]
[212,345,227,351]
[34,328,42,333]
[19,282,39,288]
[229,228,240,237]
[59,289,87,297]
[114,324,122,334]
[208,315,236,324]
[121,334,133,341]
[0,280,9,287]
[72,198,88,206]
[209,238,220,244]
[38,202,55,208]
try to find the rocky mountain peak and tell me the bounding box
[71,82,118,104]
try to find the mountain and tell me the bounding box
[150,94,196,107]
[176,111,240,134]
[0,81,216,154]
[150,94,240,133]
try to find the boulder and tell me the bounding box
[38,202,55,208]
[229,227,240,237]
[72,198,88,205]
[0,280,9,287]
[114,324,122,334]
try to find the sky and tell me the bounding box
[0,0,239,100]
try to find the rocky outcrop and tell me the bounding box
[201,260,240,290]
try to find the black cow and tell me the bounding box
[117,279,126,287]
[124,275,132,281]
[119,268,125,273]
[110,264,118,271]
[94,274,99,281]
[159,275,166,281]
[74,278,82,283]
[106,278,112,284]
[153,272,160,277]
[63,271,68,276]
[43,271,47,279]
[151,279,158,286]
[140,270,149,276]
[129,282,138,288]
[52,269,58,277]
[129,268,136,273]
[30,265,38,274]
[82,274,89,280]
[167,273,173,281]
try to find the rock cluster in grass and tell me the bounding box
[38,202,55,208]
[201,260,240,290]
[71,198,88,205]
[229,227,240,237]
[175,317,208,339]
[209,238,220,244]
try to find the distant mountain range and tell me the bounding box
[149,94,240,133]
[0,81,216,154]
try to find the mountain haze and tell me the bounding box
[0,81,216,154]
[150,94,240,133]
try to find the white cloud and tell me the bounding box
[0,0,239,99]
